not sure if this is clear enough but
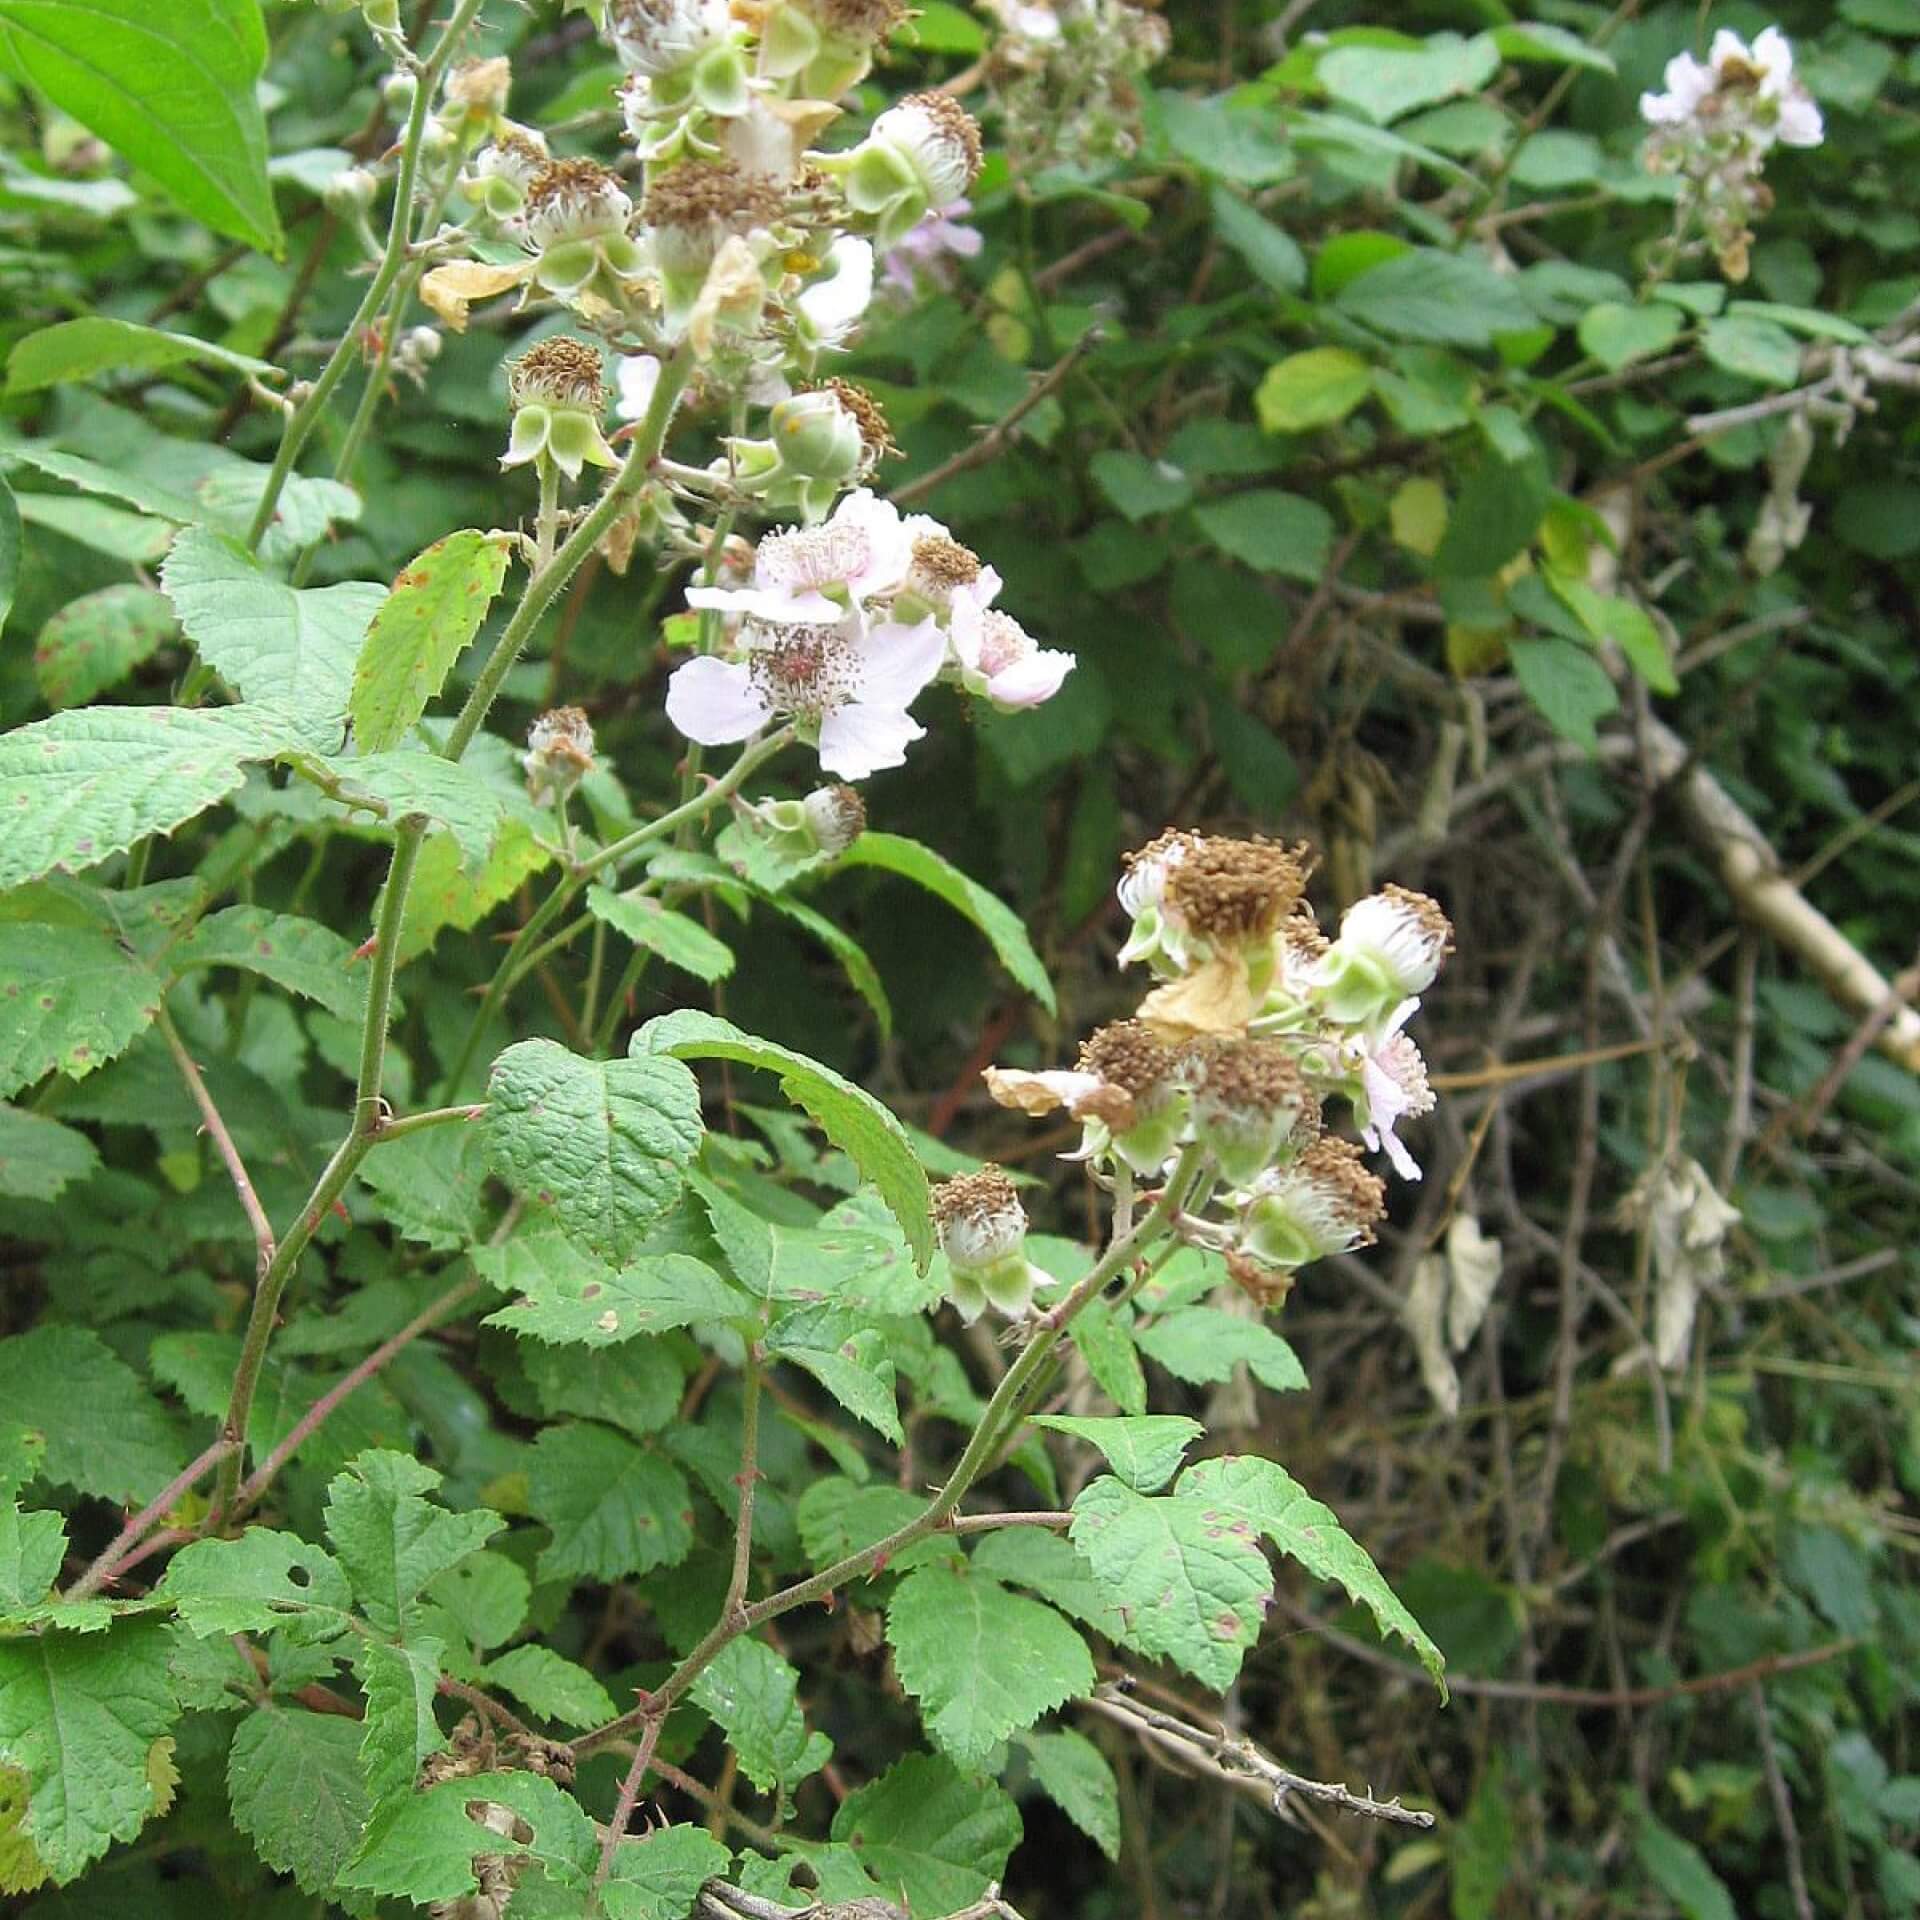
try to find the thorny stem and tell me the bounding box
[65,1438,237,1599]
[365,1102,488,1144]
[572,1148,1207,1759]
[157,1008,274,1283]
[725,1353,764,1619]
[242,0,488,553]
[591,1711,667,1901]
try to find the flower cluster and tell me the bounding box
[968,834,1452,1317]
[1639,26,1823,281]
[979,0,1169,171]
[666,488,1073,779]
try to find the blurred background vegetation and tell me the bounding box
[3,0,1918,1915]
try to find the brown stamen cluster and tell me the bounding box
[820,0,908,36]
[909,533,982,593]
[1279,904,1329,962]
[1076,1020,1180,1129]
[526,157,626,220]
[1192,1038,1316,1124]
[814,378,896,460]
[527,705,596,772]
[644,160,785,233]
[1163,835,1313,945]
[445,56,512,113]
[902,90,985,185]
[1377,882,1454,959]
[1298,1137,1387,1239]
[931,1165,1021,1231]
[508,337,606,410]
[806,783,867,850]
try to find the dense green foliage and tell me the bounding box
[1,1,1918,1918]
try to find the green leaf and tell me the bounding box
[1070,1296,1147,1415]
[357,1127,488,1252]
[163,527,386,745]
[322,1451,502,1638]
[603,1825,734,1920]
[587,885,736,983]
[690,1637,833,1794]
[158,1529,354,1639]
[0,476,17,635]
[0,1501,65,1613]
[753,888,892,1038]
[1451,1752,1515,1920]
[1070,1475,1273,1689]
[478,1224,745,1347]
[32,584,175,709]
[1254,348,1373,432]
[225,1707,370,1898]
[1017,1727,1120,1860]
[1090,449,1194,522]
[830,1753,1022,1915]
[168,904,372,1022]
[349,530,511,753]
[0,0,280,251]
[6,317,275,396]
[485,1038,705,1266]
[1576,302,1686,374]
[1031,1414,1203,1492]
[1508,637,1618,751]
[1192,490,1336,582]
[887,1564,1094,1768]
[0,1105,97,1200]
[341,1769,596,1904]
[0,921,163,1097]
[1701,314,1803,388]
[0,1327,181,1504]
[1433,450,1549,578]
[1175,1455,1445,1689]
[426,1550,530,1653]
[1546,576,1678,694]
[831,831,1055,1013]
[0,1617,177,1882]
[1490,22,1616,71]
[1134,1305,1308,1393]
[1319,32,1500,124]
[322,749,507,871]
[483,1645,618,1731]
[356,1637,445,1799]
[971,1527,1127,1639]
[1633,1805,1738,1920]
[1208,185,1307,292]
[772,1326,903,1443]
[639,1009,932,1272]
[0,703,293,891]
[526,1422,695,1584]
[1155,91,1294,184]
[1335,248,1540,348]
[796,1477,960,1577]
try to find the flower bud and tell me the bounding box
[442,55,513,125]
[323,166,379,217]
[730,381,893,521]
[401,325,442,365]
[801,783,866,855]
[382,71,418,117]
[524,707,597,807]
[932,1167,1040,1322]
[502,337,617,482]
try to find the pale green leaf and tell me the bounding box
[1509,637,1618,751]
[6,317,275,396]
[341,1769,596,1903]
[350,530,512,752]
[1208,185,1307,292]
[485,1038,705,1265]
[1175,1454,1445,1690]
[0,1618,177,1882]
[1069,1475,1272,1690]
[796,1477,960,1577]
[32,584,175,709]
[690,1637,833,1794]
[1319,32,1500,123]
[830,1753,1021,1916]
[1155,91,1294,184]
[0,1501,64,1613]
[526,1422,694,1584]
[1701,314,1803,388]
[1576,302,1686,374]
[163,527,386,745]
[0,0,280,251]
[970,1528,1127,1638]
[1031,1414,1203,1492]
[321,1450,502,1638]
[0,923,161,1096]
[483,1645,618,1730]
[1255,347,1373,433]
[357,1127,489,1252]
[772,1326,902,1443]
[640,1010,931,1272]
[1193,490,1336,581]
[887,1565,1094,1768]
[1335,248,1540,347]
[1135,1306,1307,1394]
[425,1549,529,1653]
[1490,22,1616,72]
[317,750,509,870]
[603,1825,734,1920]
[1018,1727,1120,1860]
[829,830,1055,1013]
[1090,449,1194,522]
[0,703,294,891]
[587,885,736,983]
[0,1326,181,1505]
[225,1707,370,1898]
[1546,576,1678,695]
[1070,1296,1147,1415]
[158,1529,354,1639]
[168,904,371,1022]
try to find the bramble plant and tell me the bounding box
[1,3,1913,1918]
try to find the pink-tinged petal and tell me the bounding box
[1777,95,1823,145]
[817,701,924,779]
[685,584,843,624]
[665,657,774,745]
[852,614,946,709]
[1365,1117,1423,1183]
[986,648,1075,709]
[942,223,985,258]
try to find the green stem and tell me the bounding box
[572,1149,1204,1758]
[243,0,487,554]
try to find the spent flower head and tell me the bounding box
[837,93,983,248]
[523,706,597,807]
[502,337,617,480]
[932,1167,1040,1321]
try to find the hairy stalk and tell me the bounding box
[66,1438,238,1599]
[725,1353,763,1618]
[572,1148,1205,1759]
[243,0,488,553]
